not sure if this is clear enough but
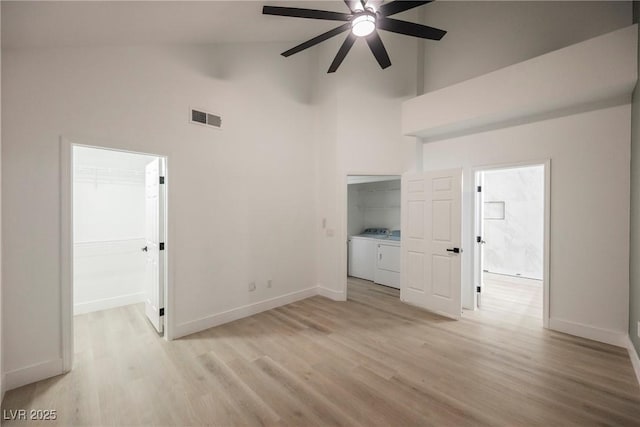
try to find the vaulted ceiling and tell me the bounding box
[2,1,411,49]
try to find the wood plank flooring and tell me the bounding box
[3,278,640,426]
[476,272,544,322]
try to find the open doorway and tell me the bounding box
[474,164,547,325]
[346,175,401,299]
[67,144,168,368]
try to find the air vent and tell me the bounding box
[190,108,222,130]
[207,113,221,128]
[191,110,207,124]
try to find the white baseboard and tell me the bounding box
[5,358,63,391]
[626,336,640,387]
[317,285,346,301]
[74,292,145,315]
[7,288,322,390]
[173,287,318,339]
[549,317,628,347]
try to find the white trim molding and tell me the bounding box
[74,292,146,315]
[173,287,318,339]
[549,317,628,348]
[60,137,73,374]
[317,285,346,301]
[471,160,551,328]
[339,172,403,302]
[5,359,63,391]
[60,137,171,373]
[8,286,326,390]
[627,336,640,387]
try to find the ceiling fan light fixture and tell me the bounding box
[263,1,447,73]
[351,13,376,37]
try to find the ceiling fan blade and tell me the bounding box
[365,31,391,70]
[377,16,446,40]
[282,23,351,57]
[343,0,358,11]
[328,33,357,73]
[263,6,352,21]
[378,1,433,17]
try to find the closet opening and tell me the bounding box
[346,175,402,300]
[62,143,169,372]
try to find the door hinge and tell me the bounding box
[159,176,165,184]
[159,242,165,250]
[159,308,165,317]
[477,185,482,192]
[476,286,481,293]
[476,236,482,243]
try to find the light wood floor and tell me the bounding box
[477,272,543,322]
[3,278,640,426]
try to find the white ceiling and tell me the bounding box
[1,1,389,49]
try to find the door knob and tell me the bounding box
[141,246,148,252]
[446,248,460,254]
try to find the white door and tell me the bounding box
[401,169,462,319]
[144,158,165,333]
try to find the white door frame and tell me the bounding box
[471,159,551,328]
[60,137,171,373]
[339,172,403,298]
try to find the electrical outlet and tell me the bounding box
[267,280,272,288]
[248,282,256,292]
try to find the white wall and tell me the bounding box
[2,43,316,388]
[347,180,401,236]
[405,25,638,140]
[482,166,544,280]
[312,26,420,299]
[311,1,629,299]
[0,2,4,401]
[73,147,155,314]
[74,147,153,242]
[347,185,363,237]
[422,104,631,345]
[421,1,631,92]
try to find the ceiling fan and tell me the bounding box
[262,1,446,73]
